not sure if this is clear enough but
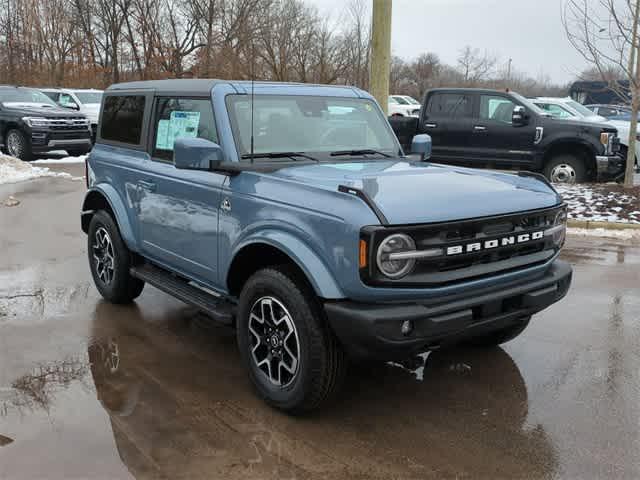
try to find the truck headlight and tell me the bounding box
[544,209,567,247]
[22,117,48,128]
[376,233,416,279]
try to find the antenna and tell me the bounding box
[250,42,255,163]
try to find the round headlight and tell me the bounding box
[555,209,567,225]
[376,234,416,279]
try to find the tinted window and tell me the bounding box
[426,93,472,118]
[101,95,146,145]
[480,95,516,123]
[152,97,218,161]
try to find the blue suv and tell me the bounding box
[81,80,572,412]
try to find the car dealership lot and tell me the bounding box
[1,172,640,479]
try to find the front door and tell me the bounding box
[468,94,537,167]
[421,91,474,162]
[137,96,225,287]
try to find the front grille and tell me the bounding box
[361,205,564,287]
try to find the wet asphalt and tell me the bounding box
[1,169,639,479]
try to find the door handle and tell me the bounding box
[473,125,487,131]
[424,123,437,128]
[138,180,156,192]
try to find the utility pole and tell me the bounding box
[624,0,640,188]
[370,0,392,116]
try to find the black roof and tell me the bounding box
[427,87,518,95]
[107,79,223,94]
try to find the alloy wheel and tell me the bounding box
[6,131,24,158]
[93,227,115,285]
[248,296,300,387]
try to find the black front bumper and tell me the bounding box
[596,154,625,181]
[325,260,572,359]
[31,129,92,153]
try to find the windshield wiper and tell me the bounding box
[241,152,318,162]
[330,149,392,158]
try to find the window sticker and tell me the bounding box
[155,111,201,151]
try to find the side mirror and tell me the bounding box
[512,105,528,126]
[173,137,223,171]
[411,133,432,161]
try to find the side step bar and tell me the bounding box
[130,263,234,325]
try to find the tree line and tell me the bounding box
[0,0,566,99]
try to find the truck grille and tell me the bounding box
[362,205,565,287]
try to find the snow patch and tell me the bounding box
[567,227,640,239]
[556,183,640,224]
[0,155,72,185]
[32,155,87,165]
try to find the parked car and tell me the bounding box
[534,97,639,168]
[0,85,92,161]
[81,79,572,412]
[585,104,632,119]
[41,88,103,142]
[389,95,421,117]
[390,88,622,184]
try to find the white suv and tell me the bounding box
[388,95,421,117]
[40,88,103,141]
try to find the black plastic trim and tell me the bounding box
[338,184,389,225]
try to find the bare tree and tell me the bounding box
[457,45,497,86]
[564,0,640,187]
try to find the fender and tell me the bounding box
[229,229,345,300]
[81,183,139,252]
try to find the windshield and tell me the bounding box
[566,100,597,117]
[0,88,58,107]
[392,96,410,105]
[510,92,547,115]
[73,91,103,104]
[404,96,420,105]
[226,95,399,159]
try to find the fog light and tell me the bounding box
[401,320,413,336]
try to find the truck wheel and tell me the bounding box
[543,154,587,184]
[88,210,144,304]
[5,129,33,161]
[466,316,531,347]
[237,266,347,413]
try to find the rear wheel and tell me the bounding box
[543,154,587,184]
[5,129,33,161]
[88,210,144,304]
[466,316,531,347]
[237,266,347,413]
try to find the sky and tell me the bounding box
[304,0,588,85]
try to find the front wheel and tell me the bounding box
[543,154,587,184]
[466,316,531,347]
[5,129,33,161]
[237,266,347,413]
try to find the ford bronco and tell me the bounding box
[81,80,572,412]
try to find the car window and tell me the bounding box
[101,95,146,145]
[393,96,409,105]
[597,107,617,117]
[58,93,76,107]
[426,93,472,118]
[74,91,103,104]
[43,91,59,102]
[535,103,574,119]
[388,97,398,104]
[480,95,516,123]
[226,95,398,159]
[152,97,218,162]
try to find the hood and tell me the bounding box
[271,160,561,225]
[549,116,615,131]
[1,102,86,117]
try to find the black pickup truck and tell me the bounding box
[390,88,623,183]
[0,85,92,161]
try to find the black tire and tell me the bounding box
[543,154,587,184]
[88,210,144,304]
[466,316,531,347]
[237,266,347,413]
[5,128,33,161]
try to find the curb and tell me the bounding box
[567,219,640,231]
